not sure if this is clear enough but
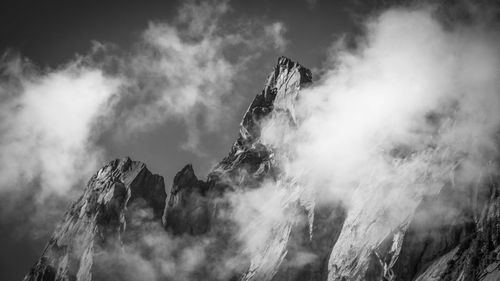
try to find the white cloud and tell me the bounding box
[261,5,500,207]
[0,55,120,198]
[109,0,290,153]
[264,22,288,52]
[121,20,238,152]
[254,6,500,276]
[0,0,291,200]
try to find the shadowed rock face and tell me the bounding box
[24,157,166,281]
[211,56,312,186]
[361,179,500,281]
[24,57,500,281]
[162,164,210,235]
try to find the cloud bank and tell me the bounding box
[0,55,119,198]
[262,4,500,209]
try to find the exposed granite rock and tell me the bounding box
[162,164,210,235]
[210,56,312,184]
[24,158,165,281]
[326,176,500,281]
[434,179,500,281]
[214,57,317,281]
[390,184,476,281]
[161,56,313,235]
[271,204,346,281]
[392,179,500,281]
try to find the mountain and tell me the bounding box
[24,57,500,281]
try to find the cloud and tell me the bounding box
[0,53,120,198]
[91,202,248,281]
[114,0,236,152]
[229,181,290,258]
[264,22,288,52]
[0,1,295,259]
[253,3,500,277]
[261,4,500,208]
[0,0,289,201]
[110,0,290,153]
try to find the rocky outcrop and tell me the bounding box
[325,174,500,281]
[160,56,323,281]
[162,164,210,235]
[24,158,165,281]
[432,179,500,281]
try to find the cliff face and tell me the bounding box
[25,57,500,281]
[24,158,165,281]
[331,178,500,281]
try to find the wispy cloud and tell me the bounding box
[0,1,293,253]
[112,0,238,152]
[264,4,500,207]
[264,22,288,52]
[0,0,289,201]
[105,0,291,153]
[0,54,119,198]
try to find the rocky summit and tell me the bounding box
[25,57,500,281]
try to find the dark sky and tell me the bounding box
[0,0,390,279]
[0,0,373,67]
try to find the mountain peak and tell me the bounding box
[24,157,165,281]
[211,57,312,181]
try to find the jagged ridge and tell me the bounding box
[24,57,500,281]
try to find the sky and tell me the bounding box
[1,0,496,280]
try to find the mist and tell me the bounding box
[260,3,500,213]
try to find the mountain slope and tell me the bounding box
[24,57,500,281]
[24,158,165,281]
